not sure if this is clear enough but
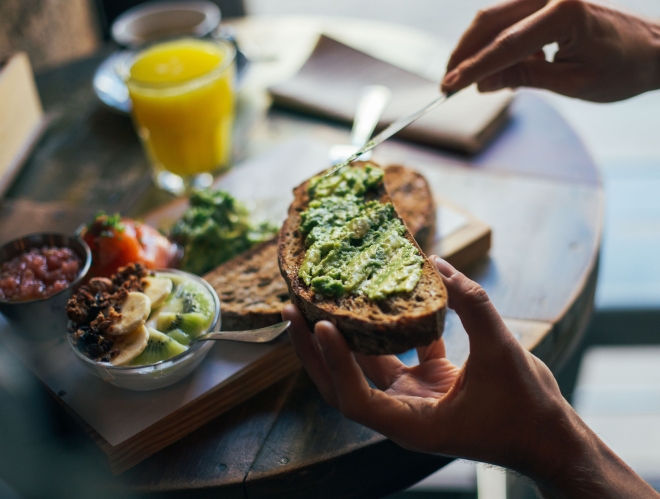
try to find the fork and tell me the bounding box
[328,85,391,164]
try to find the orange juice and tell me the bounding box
[126,39,235,188]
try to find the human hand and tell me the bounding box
[441,0,660,102]
[282,256,577,480]
[284,257,660,497]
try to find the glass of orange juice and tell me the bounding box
[124,38,236,195]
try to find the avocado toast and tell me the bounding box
[204,165,438,333]
[278,162,447,355]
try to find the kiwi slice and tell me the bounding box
[129,328,187,366]
[161,278,213,316]
[156,312,210,338]
[166,328,191,346]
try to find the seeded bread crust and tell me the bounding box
[203,166,438,333]
[278,162,446,355]
[384,164,436,253]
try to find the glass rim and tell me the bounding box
[120,37,236,91]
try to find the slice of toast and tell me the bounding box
[383,164,436,252]
[204,238,289,331]
[278,162,447,355]
[204,166,438,334]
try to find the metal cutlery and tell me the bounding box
[192,321,291,344]
[324,91,455,178]
[328,85,391,164]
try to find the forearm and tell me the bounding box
[537,440,658,498]
[520,404,659,498]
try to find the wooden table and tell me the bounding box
[1,16,602,499]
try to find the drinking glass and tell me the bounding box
[124,38,236,195]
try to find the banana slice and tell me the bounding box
[142,276,173,309]
[107,291,151,336]
[110,325,149,366]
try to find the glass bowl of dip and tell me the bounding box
[67,269,221,391]
[0,233,91,341]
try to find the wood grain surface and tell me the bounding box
[105,341,301,475]
[0,16,603,499]
[244,370,453,499]
[123,374,299,499]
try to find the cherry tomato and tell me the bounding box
[81,215,178,278]
[135,223,179,269]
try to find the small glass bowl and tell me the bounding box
[0,233,91,341]
[67,269,221,391]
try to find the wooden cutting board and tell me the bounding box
[0,138,490,476]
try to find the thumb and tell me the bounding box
[430,256,512,351]
[477,58,580,95]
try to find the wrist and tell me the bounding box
[530,403,599,496]
[513,399,590,488]
[517,400,657,498]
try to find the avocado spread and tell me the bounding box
[299,165,423,300]
[171,189,278,275]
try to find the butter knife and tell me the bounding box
[323,91,455,178]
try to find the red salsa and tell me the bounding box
[0,247,82,302]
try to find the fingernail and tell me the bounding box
[442,69,459,87]
[431,256,456,278]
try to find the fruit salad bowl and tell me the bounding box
[67,269,221,391]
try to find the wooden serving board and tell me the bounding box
[0,138,490,477]
[0,319,301,476]
[72,341,301,475]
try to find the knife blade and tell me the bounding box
[323,91,454,178]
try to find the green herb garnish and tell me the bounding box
[88,212,125,238]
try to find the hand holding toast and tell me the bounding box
[441,0,660,102]
[284,256,659,498]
